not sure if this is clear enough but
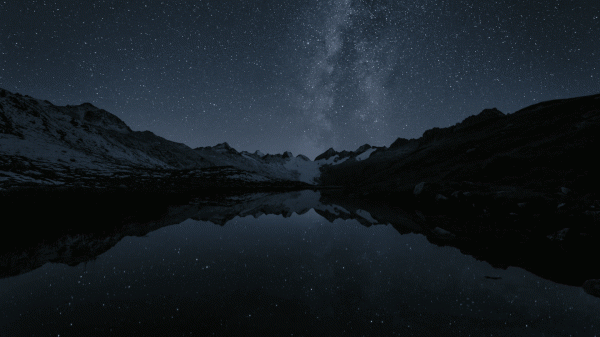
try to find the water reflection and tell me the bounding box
[1,190,599,335]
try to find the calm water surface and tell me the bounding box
[1,196,599,336]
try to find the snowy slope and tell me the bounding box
[355,148,376,161]
[0,88,384,188]
[0,89,297,188]
[0,89,211,172]
[283,155,320,184]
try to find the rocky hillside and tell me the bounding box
[0,88,318,189]
[321,93,600,199]
[0,89,212,170]
[4,87,598,197]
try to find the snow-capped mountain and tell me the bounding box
[314,143,384,165]
[0,88,342,188]
[194,143,312,183]
[0,89,212,171]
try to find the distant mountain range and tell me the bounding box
[0,87,383,189]
[2,87,600,202]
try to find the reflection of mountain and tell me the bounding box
[2,190,599,298]
[191,190,387,227]
[0,191,202,279]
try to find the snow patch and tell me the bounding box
[283,157,320,184]
[242,153,258,161]
[355,148,376,161]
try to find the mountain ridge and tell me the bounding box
[320,92,600,201]
[3,87,600,195]
[0,88,324,187]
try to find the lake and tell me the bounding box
[1,190,599,336]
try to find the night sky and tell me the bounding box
[1,1,598,159]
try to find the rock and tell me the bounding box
[435,194,448,201]
[557,203,566,209]
[451,191,460,198]
[582,279,600,298]
[547,228,569,241]
[466,148,476,153]
[561,187,571,194]
[517,202,527,208]
[413,182,426,195]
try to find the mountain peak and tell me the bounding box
[210,142,240,155]
[480,107,503,116]
[82,109,132,133]
[390,137,411,148]
[457,108,505,129]
[78,102,99,110]
[356,144,372,153]
[315,148,337,161]
[215,142,232,149]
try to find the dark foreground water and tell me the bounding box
[1,192,599,336]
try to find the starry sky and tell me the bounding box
[1,0,599,159]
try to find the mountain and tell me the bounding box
[0,89,211,170]
[0,88,319,189]
[320,93,600,211]
[194,143,313,183]
[4,87,600,199]
[0,88,395,189]
[314,143,384,164]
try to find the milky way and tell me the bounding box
[1,0,598,159]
